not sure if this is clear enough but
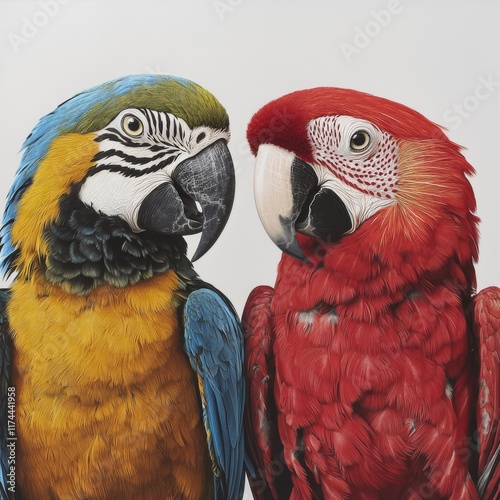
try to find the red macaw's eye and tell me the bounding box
[350,130,371,151]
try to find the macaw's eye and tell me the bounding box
[350,130,371,151]
[121,114,144,137]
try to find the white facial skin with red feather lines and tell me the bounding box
[253,115,399,246]
[307,115,399,233]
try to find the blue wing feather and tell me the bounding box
[183,288,245,500]
[0,290,13,500]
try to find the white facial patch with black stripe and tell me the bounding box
[78,108,228,232]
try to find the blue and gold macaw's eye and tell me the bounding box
[121,113,144,137]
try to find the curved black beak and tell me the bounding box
[138,139,235,261]
[254,144,352,261]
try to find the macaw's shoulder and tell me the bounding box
[0,289,13,500]
[471,286,500,499]
[242,286,293,500]
[182,286,245,500]
[473,287,500,334]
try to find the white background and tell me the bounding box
[0,1,499,497]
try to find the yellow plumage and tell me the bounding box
[9,271,212,499]
[11,133,98,281]
[7,133,213,499]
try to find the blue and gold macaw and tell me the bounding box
[0,74,245,499]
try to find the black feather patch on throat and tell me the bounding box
[43,191,194,295]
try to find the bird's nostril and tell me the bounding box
[182,197,202,223]
[173,183,203,223]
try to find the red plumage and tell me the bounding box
[244,88,500,499]
[246,87,449,162]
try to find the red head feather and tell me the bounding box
[248,87,479,289]
[247,87,449,164]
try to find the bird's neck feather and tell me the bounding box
[283,138,479,306]
[41,191,194,295]
[10,132,194,294]
[11,133,98,278]
[287,197,477,311]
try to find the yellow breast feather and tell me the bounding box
[8,271,212,499]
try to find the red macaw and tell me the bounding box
[243,87,500,499]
